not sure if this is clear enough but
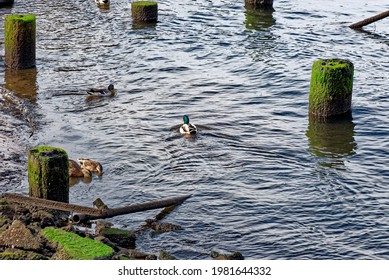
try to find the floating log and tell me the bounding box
[245,0,274,11]
[3,193,191,223]
[309,59,354,118]
[131,1,158,22]
[349,10,389,29]
[28,146,69,203]
[5,14,36,69]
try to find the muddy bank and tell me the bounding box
[0,195,244,260]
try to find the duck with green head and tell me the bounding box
[87,84,115,96]
[179,115,197,135]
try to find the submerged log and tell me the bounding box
[5,14,36,69]
[309,59,354,118]
[349,10,389,29]
[3,193,191,223]
[28,146,69,203]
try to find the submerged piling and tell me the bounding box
[245,0,274,10]
[131,1,158,22]
[5,14,36,69]
[28,146,69,203]
[309,59,354,118]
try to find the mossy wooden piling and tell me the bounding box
[4,14,36,69]
[245,0,274,10]
[28,146,69,203]
[0,0,14,7]
[131,1,158,22]
[309,59,354,118]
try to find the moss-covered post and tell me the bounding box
[28,146,69,203]
[309,59,354,118]
[245,0,274,10]
[5,14,36,69]
[131,1,158,22]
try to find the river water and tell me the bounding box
[0,0,388,259]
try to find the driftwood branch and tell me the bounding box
[349,10,389,29]
[3,193,191,223]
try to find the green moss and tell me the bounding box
[309,59,354,116]
[99,227,136,248]
[4,14,36,50]
[132,1,157,7]
[28,146,69,201]
[6,14,36,24]
[41,228,114,260]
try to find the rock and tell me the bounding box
[128,249,157,260]
[146,219,183,233]
[211,250,244,260]
[159,250,177,260]
[99,227,136,249]
[0,220,41,250]
[0,249,47,260]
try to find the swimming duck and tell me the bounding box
[95,0,110,5]
[179,115,197,135]
[87,84,115,96]
[78,158,103,176]
[69,159,92,178]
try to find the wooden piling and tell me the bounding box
[28,146,69,203]
[5,14,36,69]
[245,0,274,10]
[309,59,354,118]
[131,1,158,22]
[0,0,14,7]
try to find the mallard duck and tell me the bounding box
[87,84,115,96]
[78,158,103,176]
[69,159,92,178]
[95,0,110,5]
[179,115,197,135]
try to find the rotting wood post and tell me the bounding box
[131,1,158,22]
[245,0,274,10]
[349,10,389,29]
[28,146,69,203]
[0,0,14,7]
[309,59,354,118]
[5,14,36,69]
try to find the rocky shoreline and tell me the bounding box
[0,195,244,260]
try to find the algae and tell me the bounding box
[309,59,354,117]
[41,228,114,260]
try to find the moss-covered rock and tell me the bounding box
[99,227,136,248]
[0,250,47,260]
[159,250,176,260]
[41,228,114,260]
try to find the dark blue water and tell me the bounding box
[1,0,388,259]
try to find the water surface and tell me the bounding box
[0,0,388,259]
